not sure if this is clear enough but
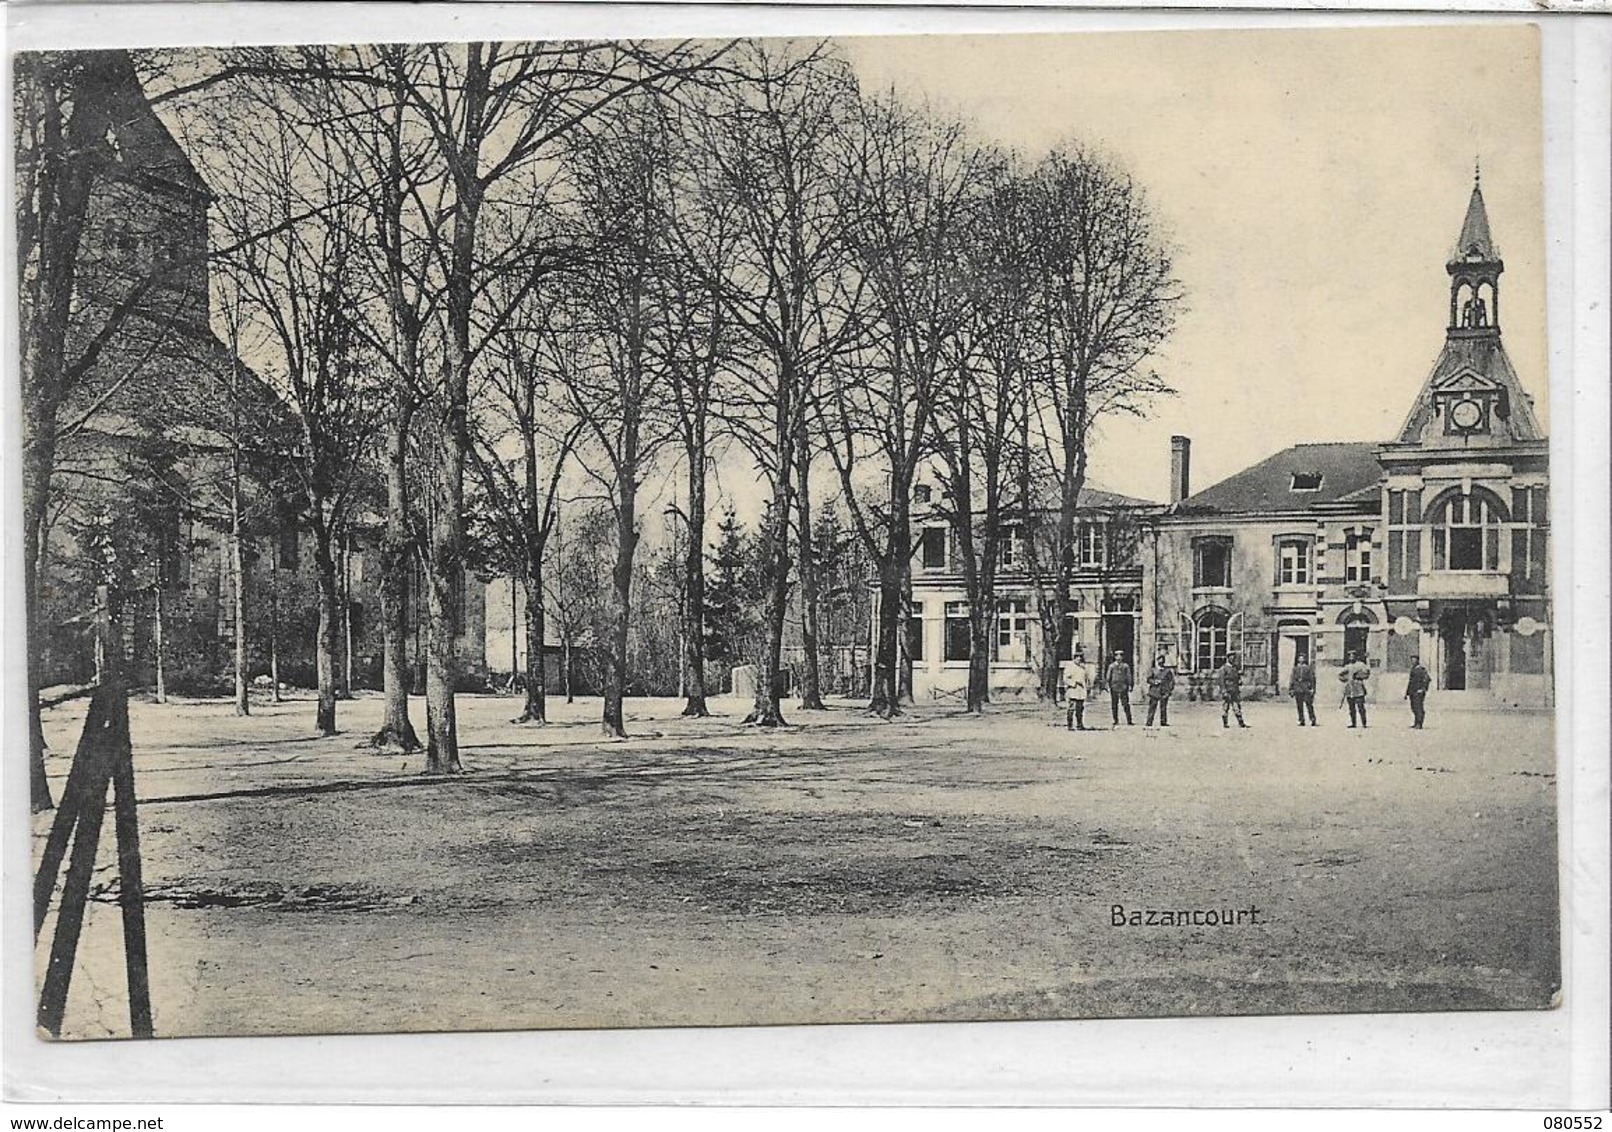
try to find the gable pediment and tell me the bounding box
[1430,367,1504,395]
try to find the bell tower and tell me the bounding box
[1446,162,1502,338]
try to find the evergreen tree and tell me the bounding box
[703,509,755,675]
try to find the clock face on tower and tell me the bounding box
[1450,398,1484,431]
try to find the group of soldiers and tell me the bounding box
[1063,649,1435,732]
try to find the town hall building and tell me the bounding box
[899,175,1551,710]
[1141,174,1551,708]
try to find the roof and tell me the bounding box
[1451,179,1498,263]
[1172,441,1381,516]
[1392,333,1546,444]
[1077,484,1158,510]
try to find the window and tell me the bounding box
[1193,537,1232,588]
[1195,608,1231,672]
[913,484,932,505]
[1510,486,1548,585]
[919,527,947,570]
[1277,539,1312,585]
[1290,472,1324,492]
[999,525,1024,570]
[906,602,925,663]
[1341,613,1372,660]
[1344,531,1373,583]
[944,601,971,661]
[1429,490,1504,572]
[1386,490,1422,582]
[1077,523,1105,569]
[996,599,1030,663]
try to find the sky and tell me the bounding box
[835,24,1547,505]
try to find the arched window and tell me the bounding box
[1429,488,1506,571]
[1195,607,1231,672]
[1339,609,1375,661]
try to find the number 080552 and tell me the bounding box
[1543,1118,1603,1129]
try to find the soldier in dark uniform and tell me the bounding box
[1290,656,1318,726]
[1219,654,1248,728]
[1144,653,1175,727]
[1405,658,1432,729]
[1105,650,1134,726]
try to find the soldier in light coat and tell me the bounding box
[1065,653,1092,731]
[1339,651,1371,728]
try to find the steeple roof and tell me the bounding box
[1451,177,1498,263]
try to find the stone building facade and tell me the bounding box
[1140,176,1550,708]
[905,485,1159,700]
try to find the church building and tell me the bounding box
[1141,174,1551,707]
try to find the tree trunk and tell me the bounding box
[231,480,249,717]
[20,54,123,813]
[423,466,464,774]
[336,539,353,699]
[794,438,825,710]
[896,556,915,706]
[517,569,547,724]
[313,540,339,736]
[371,424,419,750]
[152,583,167,705]
[269,548,282,704]
[868,562,902,718]
[561,628,574,704]
[601,475,637,739]
[753,489,792,728]
[680,460,709,718]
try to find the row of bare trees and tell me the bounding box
[19,38,1181,808]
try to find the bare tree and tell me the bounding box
[468,268,581,725]
[361,40,729,769]
[932,160,1036,713]
[819,94,982,717]
[691,41,862,727]
[553,96,682,738]
[658,104,744,719]
[209,95,382,735]
[1021,147,1182,698]
[316,45,447,752]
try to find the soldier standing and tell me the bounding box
[1065,651,1092,731]
[1405,657,1432,729]
[1105,650,1134,726]
[1290,655,1318,726]
[1339,651,1371,728]
[1144,653,1175,727]
[1219,654,1248,728]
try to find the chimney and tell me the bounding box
[1170,435,1192,504]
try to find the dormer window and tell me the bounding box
[1290,472,1323,492]
[913,484,932,504]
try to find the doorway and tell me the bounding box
[1276,627,1312,692]
[1103,613,1136,673]
[1438,607,1493,691]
